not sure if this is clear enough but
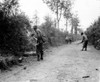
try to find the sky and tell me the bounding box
[19,0,100,31]
[19,0,55,23]
[73,0,100,30]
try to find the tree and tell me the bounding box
[63,0,72,31]
[1,0,19,17]
[77,28,83,34]
[86,17,100,46]
[0,0,32,55]
[43,0,72,29]
[70,15,79,35]
[32,10,39,26]
[40,15,66,46]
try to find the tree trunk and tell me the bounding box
[74,26,77,35]
[56,1,59,29]
[66,19,68,31]
[71,26,73,34]
[56,20,59,29]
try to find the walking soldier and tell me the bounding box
[33,25,45,61]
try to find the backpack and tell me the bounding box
[36,29,45,44]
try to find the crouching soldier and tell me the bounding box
[33,25,45,61]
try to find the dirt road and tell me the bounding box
[0,42,100,82]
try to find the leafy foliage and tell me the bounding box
[86,17,100,49]
[70,15,79,34]
[40,15,66,46]
[43,0,72,29]
[0,0,32,55]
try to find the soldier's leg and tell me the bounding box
[36,46,40,61]
[40,50,43,60]
[85,40,88,51]
[37,51,40,61]
[85,44,87,51]
[40,44,44,60]
[70,39,71,44]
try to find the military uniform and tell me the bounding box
[82,34,88,51]
[35,29,44,61]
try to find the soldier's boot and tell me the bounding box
[41,56,43,60]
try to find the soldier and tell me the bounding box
[80,32,88,51]
[33,25,45,61]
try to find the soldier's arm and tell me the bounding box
[30,33,37,41]
[77,36,84,45]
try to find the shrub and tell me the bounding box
[86,17,100,49]
[0,0,33,56]
[40,16,66,46]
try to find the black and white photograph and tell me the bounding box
[0,0,100,82]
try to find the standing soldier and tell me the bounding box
[33,25,45,61]
[80,32,88,51]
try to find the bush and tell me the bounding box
[40,16,66,47]
[86,17,100,49]
[0,0,33,56]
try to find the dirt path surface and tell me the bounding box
[0,42,100,82]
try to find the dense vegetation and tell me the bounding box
[0,0,34,70]
[0,0,33,56]
[40,16,67,47]
[86,17,100,49]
